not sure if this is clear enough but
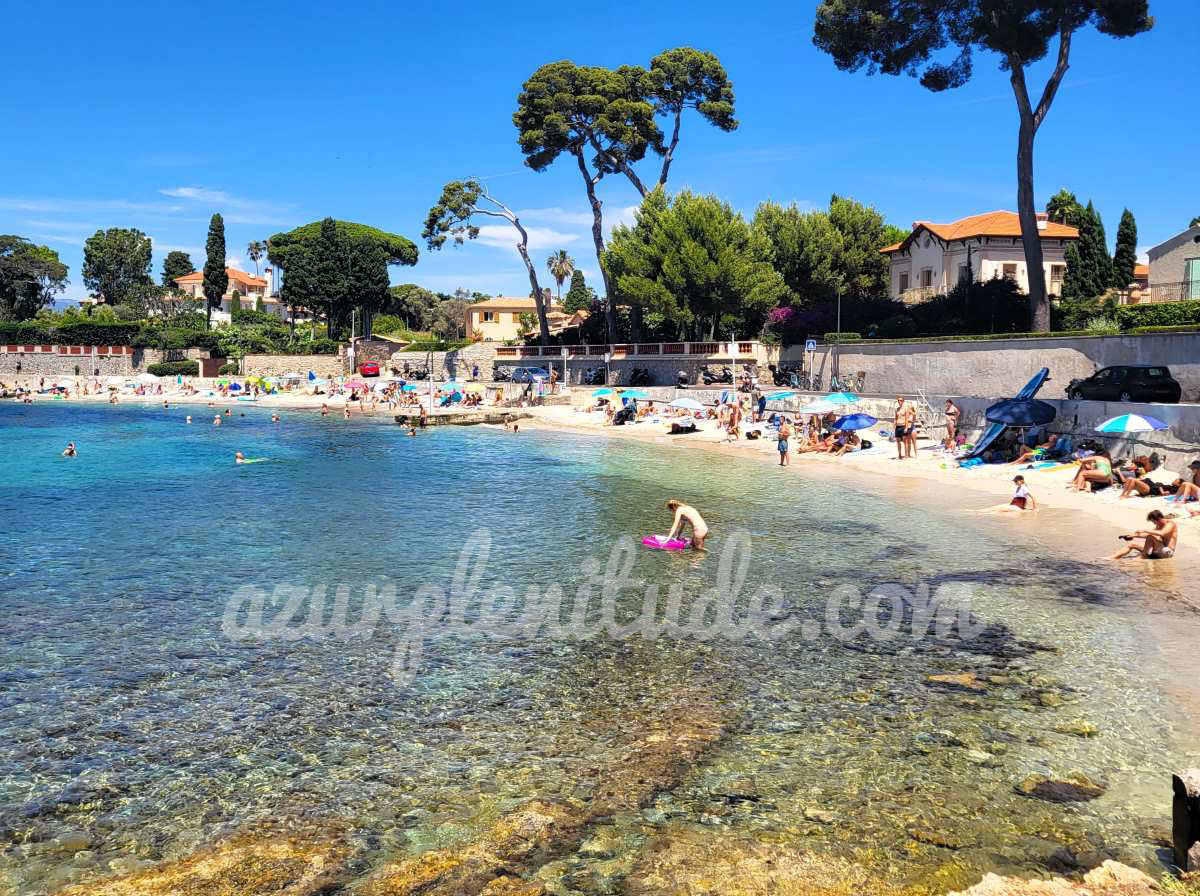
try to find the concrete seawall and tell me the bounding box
[780,331,1200,401]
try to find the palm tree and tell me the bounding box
[247,240,265,277]
[546,250,575,304]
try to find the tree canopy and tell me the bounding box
[514,48,737,340]
[82,228,152,304]
[423,178,550,343]
[268,218,418,339]
[813,0,1152,331]
[0,235,69,321]
[162,250,194,288]
[752,195,904,305]
[604,189,785,341]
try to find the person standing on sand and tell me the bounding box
[665,499,708,550]
[1112,509,1177,560]
[943,399,960,451]
[894,397,915,460]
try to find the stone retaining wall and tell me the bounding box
[0,347,209,380]
[241,353,345,378]
[779,331,1200,400]
[494,357,760,387]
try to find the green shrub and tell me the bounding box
[147,360,199,376]
[232,307,285,328]
[1084,315,1121,335]
[823,332,861,343]
[876,313,918,339]
[1054,295,1117,331]
[1115,300,1200,330]
[218,361,239,375]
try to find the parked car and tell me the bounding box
[358,361,381,377]
[510,366,549,384]
[1066,365,1181,403]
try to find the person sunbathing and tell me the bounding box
[1069,451,1113,492]
[831,432,860,456]
[1119,467,1166,498]
[1010,434,1059,465]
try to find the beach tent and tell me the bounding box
[669,397,703,411]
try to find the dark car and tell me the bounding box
[1066,365,1181,404]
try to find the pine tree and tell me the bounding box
[203,214,228,329]
[1111,209,1138,289]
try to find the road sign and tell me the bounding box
[805,339,817,353]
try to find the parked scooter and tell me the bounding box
[492,367,512,383]
[768,364,803,388]
[701,365,733,386]
[676,369,690,388]
[629,367,652,387]
[582,366,606,386]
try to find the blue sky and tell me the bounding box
[3,0,1196,306]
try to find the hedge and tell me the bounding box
[0,320,141,346]
[822,332,861,343]
[1128,324,1200,334]
[1115,301,1200,329]
[822,329,1094,346]
[218,361,239,375]
[147,360,199,376]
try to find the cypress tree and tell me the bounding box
[1111,209,1138,289]
[203,214,228,329]
[1063,202,1112,300]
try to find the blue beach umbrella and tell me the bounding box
[832,413,878,431]
[766,390,796,400]
[400,383,419,392]
[621,389,651,400]
[593,388,616,397]
[985,398,1056,427]
[1095,414,1169,434]
[826,391,859,404]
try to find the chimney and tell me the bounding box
[1035,212,1048,231]
[264,267,275,296]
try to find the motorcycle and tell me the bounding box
[582,366,606,386]
[768,364,803,388]
[701,365,733,386]
[629,367,652,387]
[492,367,512,383]
[676,369,690,388]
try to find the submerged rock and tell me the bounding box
[52,828,354,896]
[927,673,986,693]
[947,859,1158,895]
[1053,721,1099,739]
[1014,774,1106,803]
[907,826,972,850]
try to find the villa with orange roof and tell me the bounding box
[172,266,303,324]
[880,211,1079,303]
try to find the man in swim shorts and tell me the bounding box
[777,417,791,466]
[894,397,915,460]
[1111,509,1178,560]
[666,500,709,550]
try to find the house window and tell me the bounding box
[899,272,910,293]
[1002,264,1018,281]
[920,268,933,288]
[957,264,969,284]
[482,311,495,322]
[1050,264,1065,286]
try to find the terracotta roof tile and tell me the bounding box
[881,211,1078,254]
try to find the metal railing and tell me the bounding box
[492,341,763,360]
[1129,281,1200,304]
[899,285,940,303]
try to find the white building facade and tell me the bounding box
[881,211,1079,303]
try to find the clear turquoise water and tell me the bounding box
[1,402,1197,894]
